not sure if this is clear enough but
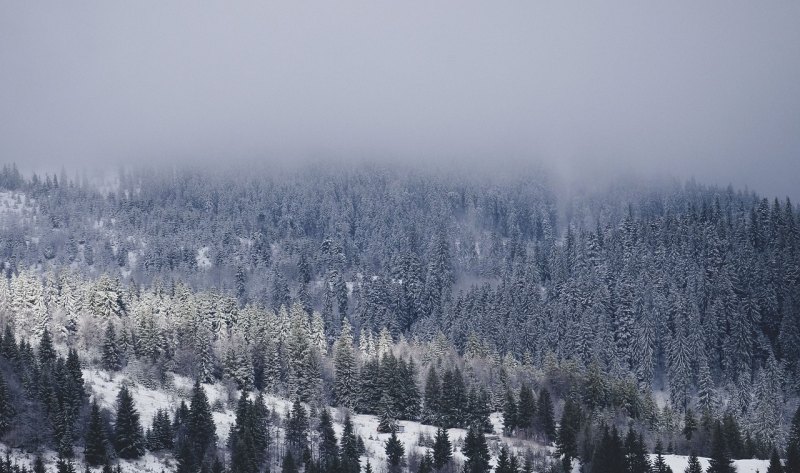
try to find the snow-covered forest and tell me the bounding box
[0,163,797,473]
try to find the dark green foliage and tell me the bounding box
[186,379,217,463]
[591,426,626,473]
[683,409,697,441]
[340,413,361,473]
[317,409,339,470]
[462,426,490,473]
[282,451,299,473]
[418,450,433,473]
[0,373,15,436]
[624,428,650,473]
[516,385,536,433]
[85,400,109,466]
[385,430,405,471]
[286,399,309,453]
[101,324,122,372]
[651,439,673,473]
[767,449,784,473]
[432,427,452,470]
[708,423,735,473]
[146,408,174,451]
[685,452,703,473]
[113,385,145,459]
[536,389,555,442]
[502,388,517,436]
[556,398,581,472]
[439,368,467,428]
[495,446,514,473]
[422,367,441,425]
[38,329,56,366]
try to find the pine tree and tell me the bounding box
[282,451,299,473]
[536,388,555,442]
[624,428,650,473]
[422,367,441,425]
[101,323,122,371]
[683,408,697,441]
[56,458,77,473]
[286,399,309,453]
[502,387,517,436]
[113,385,145,459]
[186,379,217,465]
[0,373,15,436]
[766,449,783,473]
[85,400,109,466]
[385,430,405,472]
[684,452,703,473]
[38,327,56,366]
[318,409,339,470]
[418,450,434,473]
[556,398,581,472]
[364,459,373,473]
[786,405,800,473]
[33,456,46,473]
[495,446,513,473]
[334,320,358,409]
[340,414,360,473]
[651,439,673,473]
[516,385,536,434]
[432,427,452,470]
[229,395,258,473]
[462,426,490,473]
[708,423,734,473]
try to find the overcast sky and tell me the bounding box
[1,1,799,199]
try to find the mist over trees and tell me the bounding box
[0,163,797,471]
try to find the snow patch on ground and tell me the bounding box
[653,454,770,473]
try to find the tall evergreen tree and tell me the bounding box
[462,426,490,473]
[113,385,145,459]
[85,400,108,466]
[422,366,441,425]
[708,423,734,473]
[385,430,405,472]
[536,388,555,442]
[340,414,360,473]
[432,427,452,471]
[684,452,703,473]
[766,449,784,473]
[556,398,581,473]
[286,399,309,454]
[317,409,339,471]
[0,373,15,436]
[516,385,536,434]
[651,439,673,473]
[502,388,517,436]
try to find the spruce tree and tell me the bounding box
[624,428,650,473]
[462,426,490,473]
[684,452,703,473]
[651,439,673,473]
[516,385,536,434]
[101,324,122,371]
[38,328,57,366]
[766,448,784,473]
[229,395,258,473]
[318,409,339,470]
[282,451,299,473]
[432,427,452,471]
[340,413,361,473]
[0,373,15,436]
[422,366,441,425]
[85,400,108,466]
[334,320,358,409]
[495,446,513,473]
[683,408,697,441]
[787,405,800,473]
[286,399,309,453]
[707,423,734,473]
[556,398,581,473]
[385,430,405,472]
[113,385,145,459]
[187,379,217,462]
[33,456,46,473]
[418,450,434,473]
[502,388,517,436]
[536,388,555,442]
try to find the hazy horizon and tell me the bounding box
[2,1,799,200]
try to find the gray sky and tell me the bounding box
[1,1,799,199]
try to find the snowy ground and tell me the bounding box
[651,454,771,473]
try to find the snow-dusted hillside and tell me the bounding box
[650,454,770,473]
[1,368,552,472]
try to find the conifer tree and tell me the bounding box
[432,427,452,471]
[229,395,258,473]
[651,439,673,473]
[502,388,517,436]
[185,379,217,466]
[340,413,361,473]
[766,449,783,473]
[422,367,441,425]
[85,400,108,466]
[334,320,358,409]
[38,328,56,366]
[462,426,490,473]
[707,423,734,473]
[0,373,15,436]
[684,452,703,473]
[33,456,46,473]
[624,428,650,473]
[516,385,536,434]
[495,446,513,473]
[385,430,405,472]
[787,405,800,473]
[282,451,299,473]
[286,399,309,454]
[556,398,581,472]
[418,450,434,473]
[683,408,697,441]
[113,385,145,459]
[101,324,122,371]
[318,409,339,471]
[536,388,555,442]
